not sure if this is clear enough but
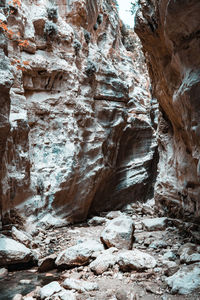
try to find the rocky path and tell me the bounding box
[1,200,200,300]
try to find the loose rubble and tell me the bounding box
[0,201,200,300]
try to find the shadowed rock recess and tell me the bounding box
[135,0,200,222]
[0,0,157,229]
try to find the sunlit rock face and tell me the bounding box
[0,0,156,227]
[135,0,200,221]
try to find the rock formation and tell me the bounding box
[0,0,156,228]
[135,0,200,222]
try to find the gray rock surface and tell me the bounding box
[179,243,200,264]
[142,218,168,231]
[39,281,62,300]
[89,247,118,274]
[166,263,200,294]
[0,236,35,266]
[51,290,76,300]
[11,226,32,248]
[118,249,157,271]
[163,251,177,262]
[100,216,135,250]
[87,216,107,226]
[63,278,98,292]
[55,239,104,267]
[105,211,123,220]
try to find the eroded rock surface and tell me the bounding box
[135,0,200,221]
[0,0,156,228]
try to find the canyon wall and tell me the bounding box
[0,0,156,229]
[135,0,200,222]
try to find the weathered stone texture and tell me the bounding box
[0,0,155,227]
[135,0,200,221]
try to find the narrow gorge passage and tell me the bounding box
[0,0,200,299]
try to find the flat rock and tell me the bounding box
[118,249,157,271]
[87,216,107,226]
[0,236,35,266]
[52,290,76,300]
[165,263,200,294]
[100,216,135,250]
[89,247,118,274]
[63,278,98,292]
[179,243,200,264]
[55,239,104,267]
[142,217,168,231]
[39,281,62,299]
[105,211,123,220]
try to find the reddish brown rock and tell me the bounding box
[135,0,200,221]
[0,0,156,228]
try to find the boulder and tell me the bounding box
[118,249,157,271]
[55,239,104,268]
[38,254,56,272]
[63,278,98,292]
[39,281,62,299]
[100,216,135,250]
[162,251,177,262]
[142,218,168,231]
[89,247,118,274]
[0,236,35,266]
[11,227,32,248]
[165,263,200,294]
[179,243,200,264]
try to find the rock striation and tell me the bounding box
[135,0,200,222]
[0,0,156,227]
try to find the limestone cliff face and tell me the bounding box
[0,0,155,228]
[135,0,200,221]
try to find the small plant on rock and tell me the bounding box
[44,21,57,39]
[73,39,81,55]
[47,5,58,21]
[84,30,91,44]
[85,60,97,77]
[97,14,103,25]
